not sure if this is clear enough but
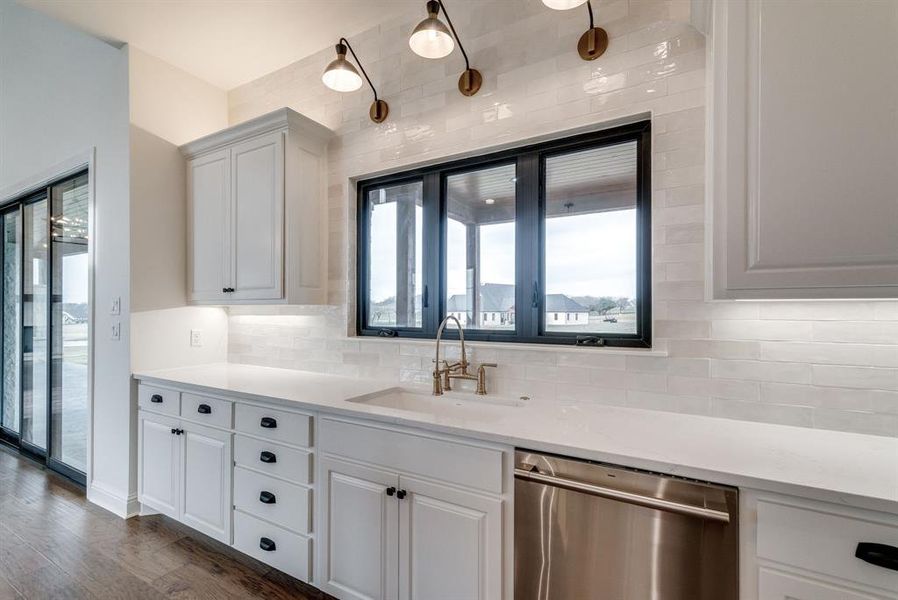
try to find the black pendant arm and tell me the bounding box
[437,1,471,71]
[339,37,381,103]
[586,0,595,29]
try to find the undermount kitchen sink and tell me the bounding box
[347,387,525,419]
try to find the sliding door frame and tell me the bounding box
[0,160,92,487]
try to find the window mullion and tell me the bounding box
[422,172,442,335]
[515,152,541,340]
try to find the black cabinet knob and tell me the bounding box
[396,489,407,500]
[260,417,277,429]
[259,451,277,464]
[171,428,177,434]
[856,542,898,572]
[197,404,211,414]
[259,491,277,504]
[150,394,163,403]
[259,537,276,552]
[385,486,396,497]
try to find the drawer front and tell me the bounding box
[234,466,311,534]
[235,404,311,447]
[757,500,898,594]
[233,509,311,582]
[319,417,504,494]
[181,393,233,429]
[234,435,312,485]
[138,384,180,416]
[759,568,884,600]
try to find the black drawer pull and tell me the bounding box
[259,491,277,504]
[259,451,277,464]
[197,404,211,414]
[856,542,898,572]
[259,537,276,552]
[260,417,277,429]
[150,394,163,403]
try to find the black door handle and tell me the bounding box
[260,417,277,429]
[259,491,277,504]
[396,489,407,500]
[259,451,277,464]
[385,486,396,496]
[856,542,898,572]
[259,537,276,552]
[197,404,211,414]
[171,428,177,434]
[151,394,163,403]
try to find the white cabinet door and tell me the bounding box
[138,412,181,519]
[188,149,231,302]
[230,132,284,301]
[180,422,232,544]
[759,568,884,600]
[710,0,898,299]
[320,456,399,600]
[398,475,502,600]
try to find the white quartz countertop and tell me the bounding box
[134,363,898,513]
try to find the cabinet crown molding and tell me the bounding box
[180,107,333,159]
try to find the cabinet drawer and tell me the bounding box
[757,500,898,594]
[233,509,310,582]
[759,568,884,600]
[320,417,504,495]
[234,467,311,534]
[181,393,233,429]
[234,435,311,485]
[138,384,180,416]
[235,404,311,447]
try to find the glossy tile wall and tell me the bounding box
[226,0,898,437]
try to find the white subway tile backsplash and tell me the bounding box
[223,1,898,437]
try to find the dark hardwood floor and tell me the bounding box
[0,447,334,599]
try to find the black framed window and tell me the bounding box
[357,121,651,347]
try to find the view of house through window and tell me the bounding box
[358,122,650,347]
[545,142,638,335]
[446,163,516,330]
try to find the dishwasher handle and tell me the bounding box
[514,467,730,524]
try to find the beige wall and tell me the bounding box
[227,0,897,437]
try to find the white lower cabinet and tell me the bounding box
[320,456,399,600]
[318,417,510,600]
[399,475,502,600]
[138,410,232,543]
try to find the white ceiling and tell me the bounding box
[19,0,420,90]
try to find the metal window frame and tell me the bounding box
[357,121,652,348]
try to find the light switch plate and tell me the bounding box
[190,329,202,347]
[110,297,120,316]
[110,322,120,341]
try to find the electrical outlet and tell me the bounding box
[110,296,120,316]
[190,329,202,347]
[110,322,120,341]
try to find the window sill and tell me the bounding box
[355,335,669,357]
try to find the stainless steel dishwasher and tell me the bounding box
[514,450,738,600]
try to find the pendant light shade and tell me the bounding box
[542,0,588,9]
[321,39,389,123]
[322,44,363,92]
[409,1,455,59]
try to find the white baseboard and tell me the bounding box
[87,481,140,519]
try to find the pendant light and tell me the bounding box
[409,0,482,96]
[322,37,389,123]
[542,0,608,61]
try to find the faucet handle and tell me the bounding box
[475,363,497,396]
[478,362,498,370]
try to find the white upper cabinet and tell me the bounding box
[709,0,898,299]
[182,108,332,304]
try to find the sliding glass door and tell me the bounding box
[0,171,89,484]
[50,173,89,474]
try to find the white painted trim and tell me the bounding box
[88,480,140,519]
[0,150,93,205]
